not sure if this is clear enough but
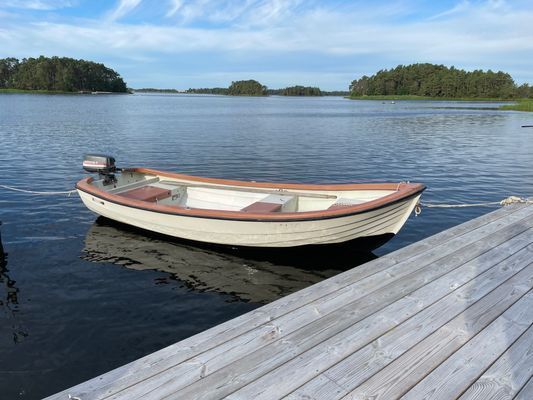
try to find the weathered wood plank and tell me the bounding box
[100,211,533,400]
[400,289,533,400]
[43,205,533,400]
[285,375,349,400]
[162,229,533,400]
[314,260,533,400]
[459,324,533,400]
[514,376,533,400]
[231,244,533,400]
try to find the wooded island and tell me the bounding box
[349,63,533,99]
[0,56,127,93]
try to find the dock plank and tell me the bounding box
[104,209,533,400]
[316,261,532,400]
[44,204,533,400]
[514,377,533,400]
[230,242,533,400]
[458,324,533,400]
[163,225,533,399]
[46,205,529,400]
[401,290,533,400]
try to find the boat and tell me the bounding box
[76,155,425,249]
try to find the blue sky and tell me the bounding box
[1,0,532,90]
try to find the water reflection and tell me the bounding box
[0,222,28,343]
[82,218,377,303]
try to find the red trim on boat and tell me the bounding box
[76,168,426,222]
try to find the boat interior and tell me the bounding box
[90,171,398,213]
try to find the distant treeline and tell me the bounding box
[185,81,347,96]
[322,90,350,96]
[185,87,229,95]
[0,56,127,93]
[268,86,322,96]
[135,88,180,93]
[350,63,533,99]
[185,80,267,96]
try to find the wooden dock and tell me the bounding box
[47,204,533,400]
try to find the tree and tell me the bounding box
[227,80,267,96]
[0,58,19,88]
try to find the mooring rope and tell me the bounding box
[1,183,531,214]
[0,184,76,196]
[421,196,531,208]
[415,196,532,216]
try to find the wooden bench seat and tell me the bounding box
[118,185,172,203]
[241,201,282,213]
[241,194,295,213]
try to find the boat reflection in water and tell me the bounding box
[0,222,27,343]
[82,217,378,303]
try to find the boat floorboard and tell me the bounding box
[45,203,533,400]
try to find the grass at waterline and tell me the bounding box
[0,88,77,94]
[0,88,130,95]
[499,100,533,112]
[348,95,519,101]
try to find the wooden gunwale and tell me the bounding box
[75,168,425,222]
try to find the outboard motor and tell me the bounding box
[83,154,116,184]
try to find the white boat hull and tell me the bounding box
[78,190,421,247]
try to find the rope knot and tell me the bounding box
[499,196,526,206]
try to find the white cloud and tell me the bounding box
[244,0,303,26]
[107,0,143,21]
[164,0,304,26]
[166,0,183,17]
[428,0,470,20]
[1,0,74,10]
[2,0,533,87]
[5,5,532,61]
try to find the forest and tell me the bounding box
[227,80,267,96]
[185,81,268,96]
[186,83,346,96]
[350,63,533,99]
[135,88,180,93]
[0,56,128,92]
[185,87,229,95]
[267,86,322,96]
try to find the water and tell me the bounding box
[0,93,532,399]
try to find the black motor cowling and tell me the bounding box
[83,154,116,174]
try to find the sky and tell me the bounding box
[1,0,532,90]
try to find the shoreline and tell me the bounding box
[0,88,129,95]
[2,89,530,111]
[348,94,516,102]
[348,95,533,111]
[498,99,533,112]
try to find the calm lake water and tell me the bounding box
[0,93,532,399]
